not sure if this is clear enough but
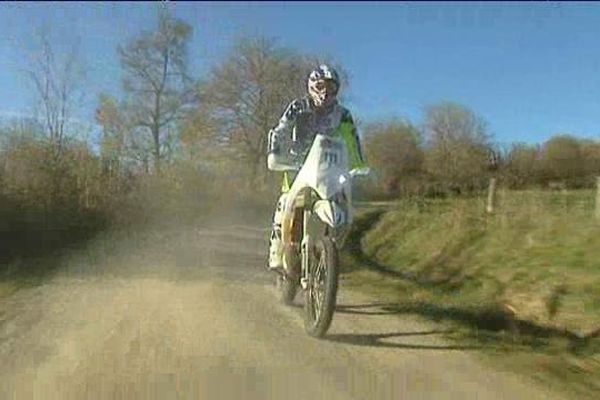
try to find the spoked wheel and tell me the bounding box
[303,236,339,338]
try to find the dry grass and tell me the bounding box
[342,189,600,399]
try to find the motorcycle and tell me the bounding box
[267,134,369,338]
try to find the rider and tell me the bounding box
[266,64,368,271]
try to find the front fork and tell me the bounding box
[299,194,350,290]
[300,207,311,290]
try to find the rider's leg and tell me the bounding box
[268,171,297,271]
[268,192,288,270]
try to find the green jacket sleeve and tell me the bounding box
[337,109,368,170]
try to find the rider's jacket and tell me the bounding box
[267,97,367,172]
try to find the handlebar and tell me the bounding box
[349,167,371,178]
[267,153,301,172]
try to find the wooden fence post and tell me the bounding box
[487,177,497,214]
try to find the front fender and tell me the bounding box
[313,199,346,228]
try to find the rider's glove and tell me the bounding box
[267,128,281,156]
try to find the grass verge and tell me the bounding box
[342,190,600,400]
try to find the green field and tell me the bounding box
[344,189,600,398]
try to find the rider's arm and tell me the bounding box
[340,109,368,171]
[267,98,306,156]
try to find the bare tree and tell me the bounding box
[25,26,83,160]
[117,10,197,174]
[538,134,585,188]
[423,102,493,193]
[502,142,540,189]
[363,119,424,196]
[95,93,129,184]
[177,106,218,164]
[580,139,600,186]
[199,36,327,183]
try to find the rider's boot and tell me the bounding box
[268,224,284,272]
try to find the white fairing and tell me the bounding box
[313,200,346,228]
[293,135,349,200]
[280,135,353,229]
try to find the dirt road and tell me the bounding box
[0,224,567,399]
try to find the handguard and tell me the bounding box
[267,153,301,172]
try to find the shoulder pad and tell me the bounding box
[339,106,354,124]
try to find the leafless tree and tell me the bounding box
[502,142,540,189]
[116,10,197,174]
[423,101,493,193]
[199,36,339,183]
[538,134,585,188]
[25,26,83,160]
[363,119,424,196]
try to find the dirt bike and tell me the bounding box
[267,134,369,338]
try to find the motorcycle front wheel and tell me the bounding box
[303,235,339,338]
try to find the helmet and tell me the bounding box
[307,64,340,108]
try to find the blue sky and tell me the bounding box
[1,1,600,145]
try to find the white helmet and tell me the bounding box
[307,64,340,108]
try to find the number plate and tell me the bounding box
[320,150,341,167]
